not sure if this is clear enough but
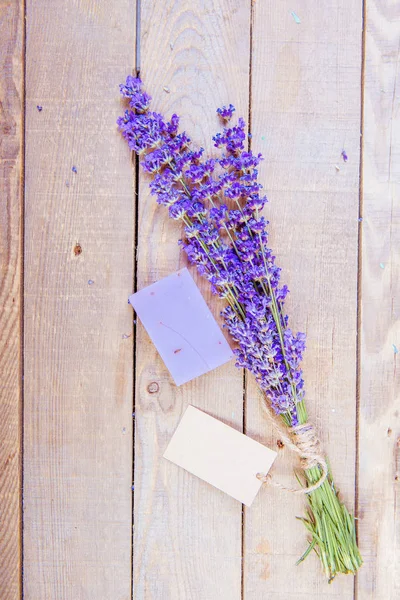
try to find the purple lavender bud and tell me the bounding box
[120,75,144,98]
[217,104,235,121]
[209,205,229,229]
[129,91,151,113]
[167,114,180,136]
[169,200,188,220]
[142,146,172,173]
[149,171,175,196]
[246,194,268,211]
[185,201,206,219]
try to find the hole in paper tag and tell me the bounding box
[163,406,277,507]
[129,268,233,386]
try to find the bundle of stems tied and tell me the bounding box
[118,76,362,581]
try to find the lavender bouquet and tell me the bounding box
[118,76,362,581]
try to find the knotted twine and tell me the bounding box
[256,400,329,495]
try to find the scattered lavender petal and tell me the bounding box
[72,166,77,173]
[393,344,398,355]
[341,150,348,162]
[37,105,43,112]
[88,279,94,285]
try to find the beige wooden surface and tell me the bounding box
[0,1,23,598]
[23,1,135,598]
[0,0,399,598]
[358,1,400,598]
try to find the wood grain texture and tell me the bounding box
[0,1,23,598]
[357,1,400,598]
[244,2,362,598]
[133,1,250,598]
[23,1,135,598]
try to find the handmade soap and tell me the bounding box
[164,405,277,506]
[129,268,233,385]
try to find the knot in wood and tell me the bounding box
[147,382,159,394]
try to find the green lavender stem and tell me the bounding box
[293,400,362,581]
[264,275,362,579]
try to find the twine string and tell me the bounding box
[256,400,329,495]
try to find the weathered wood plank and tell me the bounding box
[357,1,400,598]
[23,1,135,598]
[133,2,250,598]
[244,2,362,597]
[0,1,24,598]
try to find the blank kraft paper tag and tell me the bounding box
[163,406,277,506]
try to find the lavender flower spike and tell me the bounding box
[118,76,362,581]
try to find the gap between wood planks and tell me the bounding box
[131,0,142,597]
[21,0,27,596]
[241,1,255,598]
[354,1,367,599]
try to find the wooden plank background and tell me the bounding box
[244,2,362,598]
[0,0,399,598]
[358,1,400,598]
[0,1,23,598]
[23,1,135,599]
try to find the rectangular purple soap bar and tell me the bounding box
[129,268,233,385]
